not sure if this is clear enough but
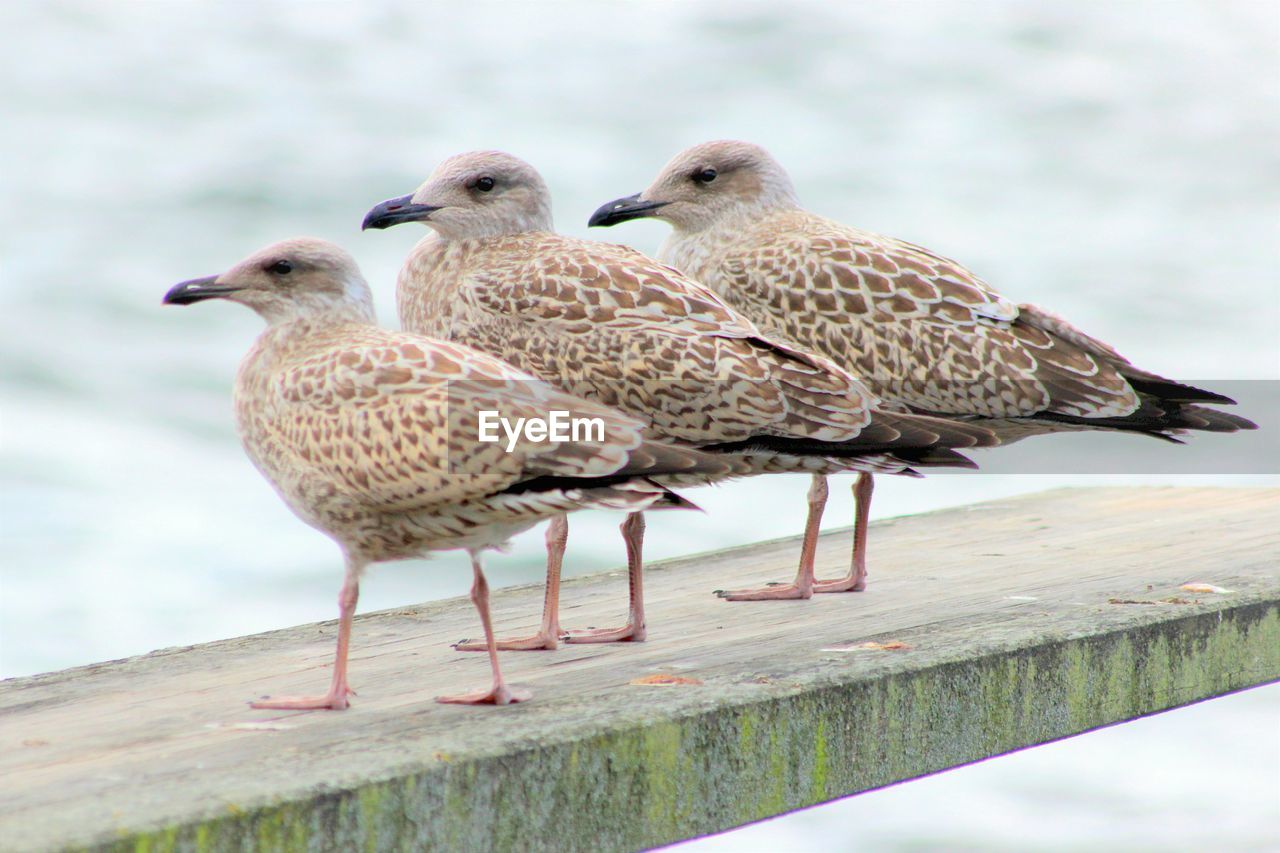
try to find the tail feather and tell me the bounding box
[702,408,991,470]
[873,411,1001,449]
[643,485,703,511]
[1034,392,1257,438]
[1172,405,1257,432]
[503,436,744,498]
[611,438,749,481]
[1016,302,1253,435]
[1120,370,1239,406]
[888,446,979,469]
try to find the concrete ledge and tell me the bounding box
[2,487,1277,851]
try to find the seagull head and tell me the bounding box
[362,150,554,241]
[589,140,799,233]
[164,238,374,325]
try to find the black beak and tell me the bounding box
[587,193,669,228]
[163,275,242,306]
[361,194,441,230]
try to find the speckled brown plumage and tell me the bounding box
[165,237,724,707]
[588,139,1256,596]
[599,140,1256,441]
[398,230,885,447]
[367,151,993,621]
[236,320,726,557]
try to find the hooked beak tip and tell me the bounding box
[587,193,669,228]
[362,194,439,231]
[163,275,240,306]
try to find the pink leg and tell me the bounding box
[815,472,873,593]
[251,556,362,711]
[437,550,532,706]
[717,474,825,602]
[455,514,566,652]
[563,512,647,643]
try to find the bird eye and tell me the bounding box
[692,168,718,184]
[268,260,293,275]
[474,176,495,192]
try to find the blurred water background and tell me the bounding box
[1,1,1276,848]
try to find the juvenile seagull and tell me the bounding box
[363,151,995,638]
[590,140,1258,592]
[163,237,727,707]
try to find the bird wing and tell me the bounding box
[718,212,1140,420]
[247,326,667,513]
[452,233,876,443]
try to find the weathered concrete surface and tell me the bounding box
[1,487,1277,852]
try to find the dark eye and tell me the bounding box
[474,176,495,192]
[268,260,293,275]
[692,168,717,184]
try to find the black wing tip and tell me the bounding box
[892,447,979,469]
[1124,374,1241,407]
[648,487,703,512]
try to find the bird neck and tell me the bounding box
[427,205,554,242]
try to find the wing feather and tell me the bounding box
[449,233,878,443]
[243,326,671,514]
[713,211,1143,420]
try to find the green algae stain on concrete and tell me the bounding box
[193,821,210,852]
[727,705,756,823]
[357,782,387,853]
[737,705,756,756]
[979,656,1018,753]
[641,720,686,838]
[252,807,285,851]
[809,717,830,803]
[133,829,178,853]
[103,600,1279,853]
[764,719,788,814]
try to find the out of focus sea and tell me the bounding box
[1,1,1276,849]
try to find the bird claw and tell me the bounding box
[715,583,813,601]
[561,623,646,644]
[453,632,560,652]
